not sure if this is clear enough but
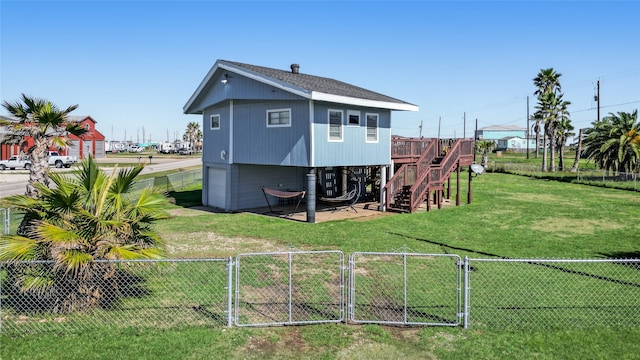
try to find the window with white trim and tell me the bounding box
[328,109,343,141]
[267,108,291,127]
[347,110,360,126]
[366,113,378,142]
[210,114,220,130]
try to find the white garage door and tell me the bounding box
[207,168,227,209]
[68,140,80,158]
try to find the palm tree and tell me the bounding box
[555,115,575,171]
[583,110,640,173]
[533,68,562,97]
[1,94,87,198]
[195,129,203,152]
[184,121,200,152]
[0,156,168,313]
[532,69,571,172]
[570,128,584,172]
[476,140,496,167]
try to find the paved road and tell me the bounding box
[0,157,202,198]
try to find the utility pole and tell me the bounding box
[526,95,530,159]
[419,120,423,138]
[596,80,601,122]
[437,116,441,141]
[473,118,478,163]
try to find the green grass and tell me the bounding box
[2,170,640,359]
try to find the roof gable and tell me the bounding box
[184,60,419,114]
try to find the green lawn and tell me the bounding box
[2,170,640,359]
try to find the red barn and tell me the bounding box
[65,116,106,159]
[0,115,106,160]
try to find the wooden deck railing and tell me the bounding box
[386,138,474,212]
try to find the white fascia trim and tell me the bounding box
[219,63,312,99]
[184,61,313,114]
[229,100,234,164]
[184,61,222,114]
[309,100,315,167]
[311,92,419,112]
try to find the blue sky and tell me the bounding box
[1,1,639,142]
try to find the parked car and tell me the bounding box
[48,151,77,168]
[0,155,31,170]
[128,145,144,153]
[178,148,193,155]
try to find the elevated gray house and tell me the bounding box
[183,60,418,221]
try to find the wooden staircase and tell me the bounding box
[385,138,474,213]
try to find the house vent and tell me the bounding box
[290,64,300,74]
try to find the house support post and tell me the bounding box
[456,162,461,206]
[437,189,442,209]
[306,169,316,223]
[380,165,387,212]
[447,177,451,200]
[467,166,473,204]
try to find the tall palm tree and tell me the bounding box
[555,115,575,171]
[195,129,203,152]
[0,156,168,313]
[533,68,562,97]
[184,121,200,151]
[533,69,573,172]
[570,128,584,172]
[1,94,86,197]
[583,110,640,173]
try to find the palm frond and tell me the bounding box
[0,235,42,261]
[58,250,93,275]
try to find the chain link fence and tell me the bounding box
[1,208,9,235]
[2,253,640,335]
[465,258,640,330]
[0,258,232,335]
[130,168,202,194]
[488,162,639,191]
[234,251,344,327]
[349,252,461,326]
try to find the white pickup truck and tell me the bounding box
[0,155,31,170]
[48,151,77,168]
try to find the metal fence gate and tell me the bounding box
[234,251,345,327]
[348,252,462,326]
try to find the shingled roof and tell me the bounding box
[184,60,419,113]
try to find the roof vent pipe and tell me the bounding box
[290,64,300,74]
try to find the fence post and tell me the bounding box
[227,256,234,327]
[0,261,3,333]
[463,256,470,329]
[288,252,293,323]
[403,253,408,324]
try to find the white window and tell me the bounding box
[328,109,343,141]
[210,114,220,130]
[366,113,378,142]
[347,110,360,126]
[267,108,291,127]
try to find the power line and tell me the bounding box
[571,100,640,114]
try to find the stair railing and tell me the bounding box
[408,139,473,211]
[385,139,436,209]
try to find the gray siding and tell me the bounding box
[312,103,392,167]
[232,100,310,167]
[230,164,307,210]
[191,72,303,112]
[202,104,231,165]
